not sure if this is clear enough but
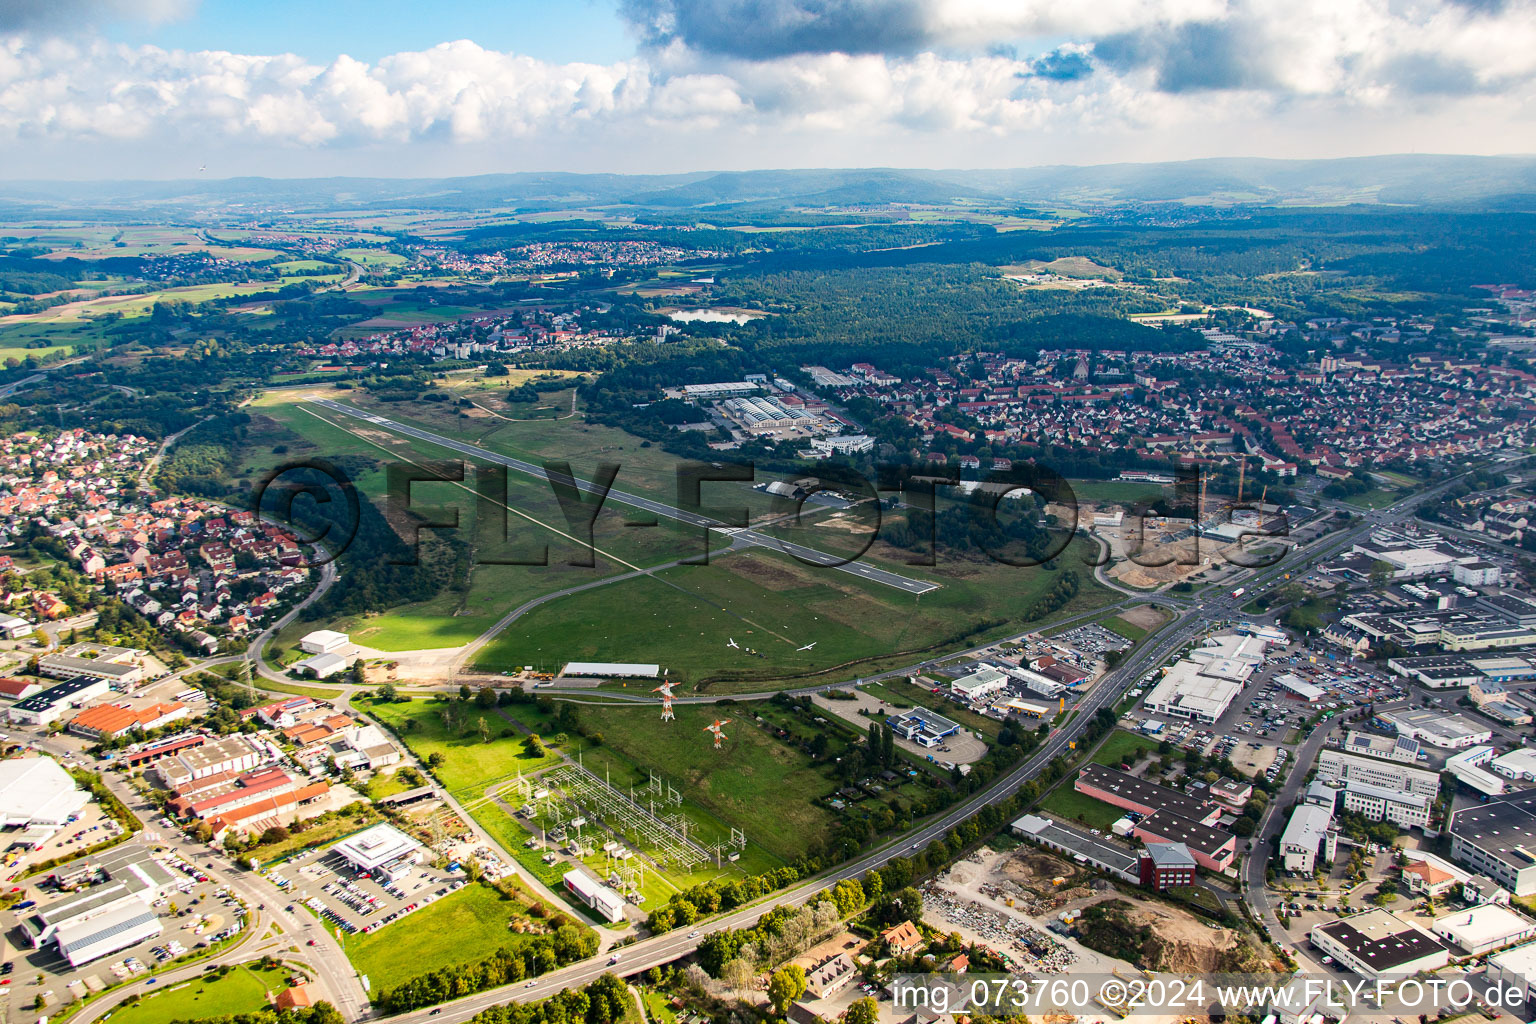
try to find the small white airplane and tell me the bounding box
[797,642,817,651]
[726,638,740,649]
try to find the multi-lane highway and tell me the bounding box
[308,398,939,594]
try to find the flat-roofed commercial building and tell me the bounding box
[1142,660,1242,724]
[1494,748,1536,782]
[1341,780,1432,830]
[0,756,89,829]
[1343,730,1422,763]
[1432,904,1536,955]
[1010,814,1139,883]
[153,734,269,789]
[332,823,422,879]
[1380,708,1492,749]
[1488,942,1536,1008]
[298,630,351,655]
[1449,792,1536,896]
[1074,764,1221,824]
[39,643,145,685]
[1310,909,1449,978]
[560,662,660,679]
[19,848,177,967]
[8,676,113,726]
[889,707,960,747]
[1317,748,1441,797]
[1132,809,1236,873]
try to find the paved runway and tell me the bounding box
[309,398,939,595]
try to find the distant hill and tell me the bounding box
[3,155,1535,215]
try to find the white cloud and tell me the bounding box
[0,0,1532,174]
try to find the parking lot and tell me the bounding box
[1124,633,1409,782]
[2,845,240,1021]
[264,847,465,937]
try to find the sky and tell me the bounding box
[0,0,1533,179]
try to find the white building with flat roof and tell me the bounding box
[562,869,626,922]
[1342,780,1432,829]
[1488,942,1536,1008]
[951,666,1010,703]
[0,757,89,828]
[1432,904,1536,955]
[1142,660,1242,724]
[1494,749,1536,782]
[1381,708,1492,749]
[1317,748,1441,797]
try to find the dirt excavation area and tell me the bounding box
[930,846,1259,977]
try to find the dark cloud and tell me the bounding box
[1093,20,1275,92]
[1027,49,1093,81]
[618,0,941,58]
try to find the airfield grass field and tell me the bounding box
[108,963,292,1024]
[471,540,1110,689]
[248,394,723,652]
[333,389,786,515]
[344,881,566,984]
[244,389,1112,673]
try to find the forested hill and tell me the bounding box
[6,155,1536,214]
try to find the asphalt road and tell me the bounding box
[308,399,938,595]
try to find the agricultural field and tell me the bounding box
[343,881,564,983]
[109,963,293,1024]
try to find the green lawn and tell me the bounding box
[1089,729,1158,768]
[1038,785,1126,830]
[344,882,563,985]
[110,964,291,1024]
[338,248,408,266]
[366,698,563,801]
[1066,479,1167,506]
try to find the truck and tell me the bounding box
[1231,587,1246,598]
